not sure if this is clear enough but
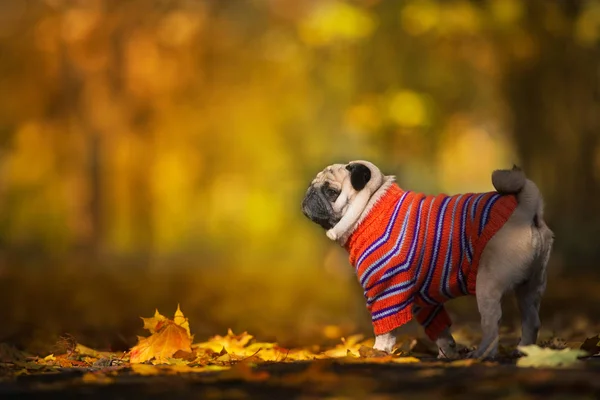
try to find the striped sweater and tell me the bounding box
[345,183,518,340]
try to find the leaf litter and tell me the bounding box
[2,304,600,393]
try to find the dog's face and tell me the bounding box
[302,160,385,242]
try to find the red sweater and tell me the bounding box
[345,183,517,340]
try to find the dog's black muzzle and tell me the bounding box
[302,186,338,230]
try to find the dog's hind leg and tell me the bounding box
[516,226,553,346]
[515,278,543,346]
[472,264,504,359]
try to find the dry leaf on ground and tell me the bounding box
[517,345,588,368]
[580,335,600,356]
[129,305,193,364]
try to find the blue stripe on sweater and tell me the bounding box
[419,196,452,305]
[360,200,415,286]
[457,194,473,294]
[366,280,413,306]
[413,197,437,289]
[366,198,426,292]
[479,193,500,235]
[423,305,443,328]
[440,195,463,299]
[363,197,433,309]
[371,296,414,321]
[355,191,409,269]
[471,194,483,222]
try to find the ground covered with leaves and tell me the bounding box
[2,306,600,399]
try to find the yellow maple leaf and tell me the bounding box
[141,309,168,334]
[173,304,191,337]
[323,334,366,358]
[195,329,254,354]
[284,348,320,361]
[130,306,194,364]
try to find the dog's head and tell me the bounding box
[301,160,387,243]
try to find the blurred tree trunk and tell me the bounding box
[504,0,600,265]
[58,38,104,256]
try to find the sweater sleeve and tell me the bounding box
[412,304,452,341]
[371,305,413,335]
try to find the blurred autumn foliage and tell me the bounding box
[0,0,599,352]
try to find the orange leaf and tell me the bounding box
[323,334,366,358]
[130,307,194,364]
[173,304,191,337]
[195,329,254,354]
[141,309,168,334]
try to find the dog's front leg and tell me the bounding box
[412,304,459,359]
[435,327,459,359]
[373,331,397,353]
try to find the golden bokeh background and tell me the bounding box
[0,0,599,352]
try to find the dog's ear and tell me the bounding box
[346,163,371,191]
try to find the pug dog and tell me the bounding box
[302,160,554,359]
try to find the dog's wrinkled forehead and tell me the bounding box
[311,164,348,187]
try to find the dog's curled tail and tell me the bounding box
[491,165,547,230]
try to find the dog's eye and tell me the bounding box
[324,187,339,201]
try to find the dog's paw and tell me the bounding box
[510,348,526,358]
[437,347,460,360]
[359,345,390,358]
[326,229,338,241]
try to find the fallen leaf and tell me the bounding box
[76,343,116,359]
[539,336,568,350]
[173,304,191,337]
[13,361,47,370]
[279,348,319,361]
[172,349,195,361]
[130,323,192,364]
[141,310,168,334]
[0,343,26,363]
[249,345,288,362]
[215,351,247,363]
[580,335,600,356]
[358,345,388,358]
[130,306,193,364]
[517,345,587,368]
[195,329,254,354]
[323,334,365,358]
